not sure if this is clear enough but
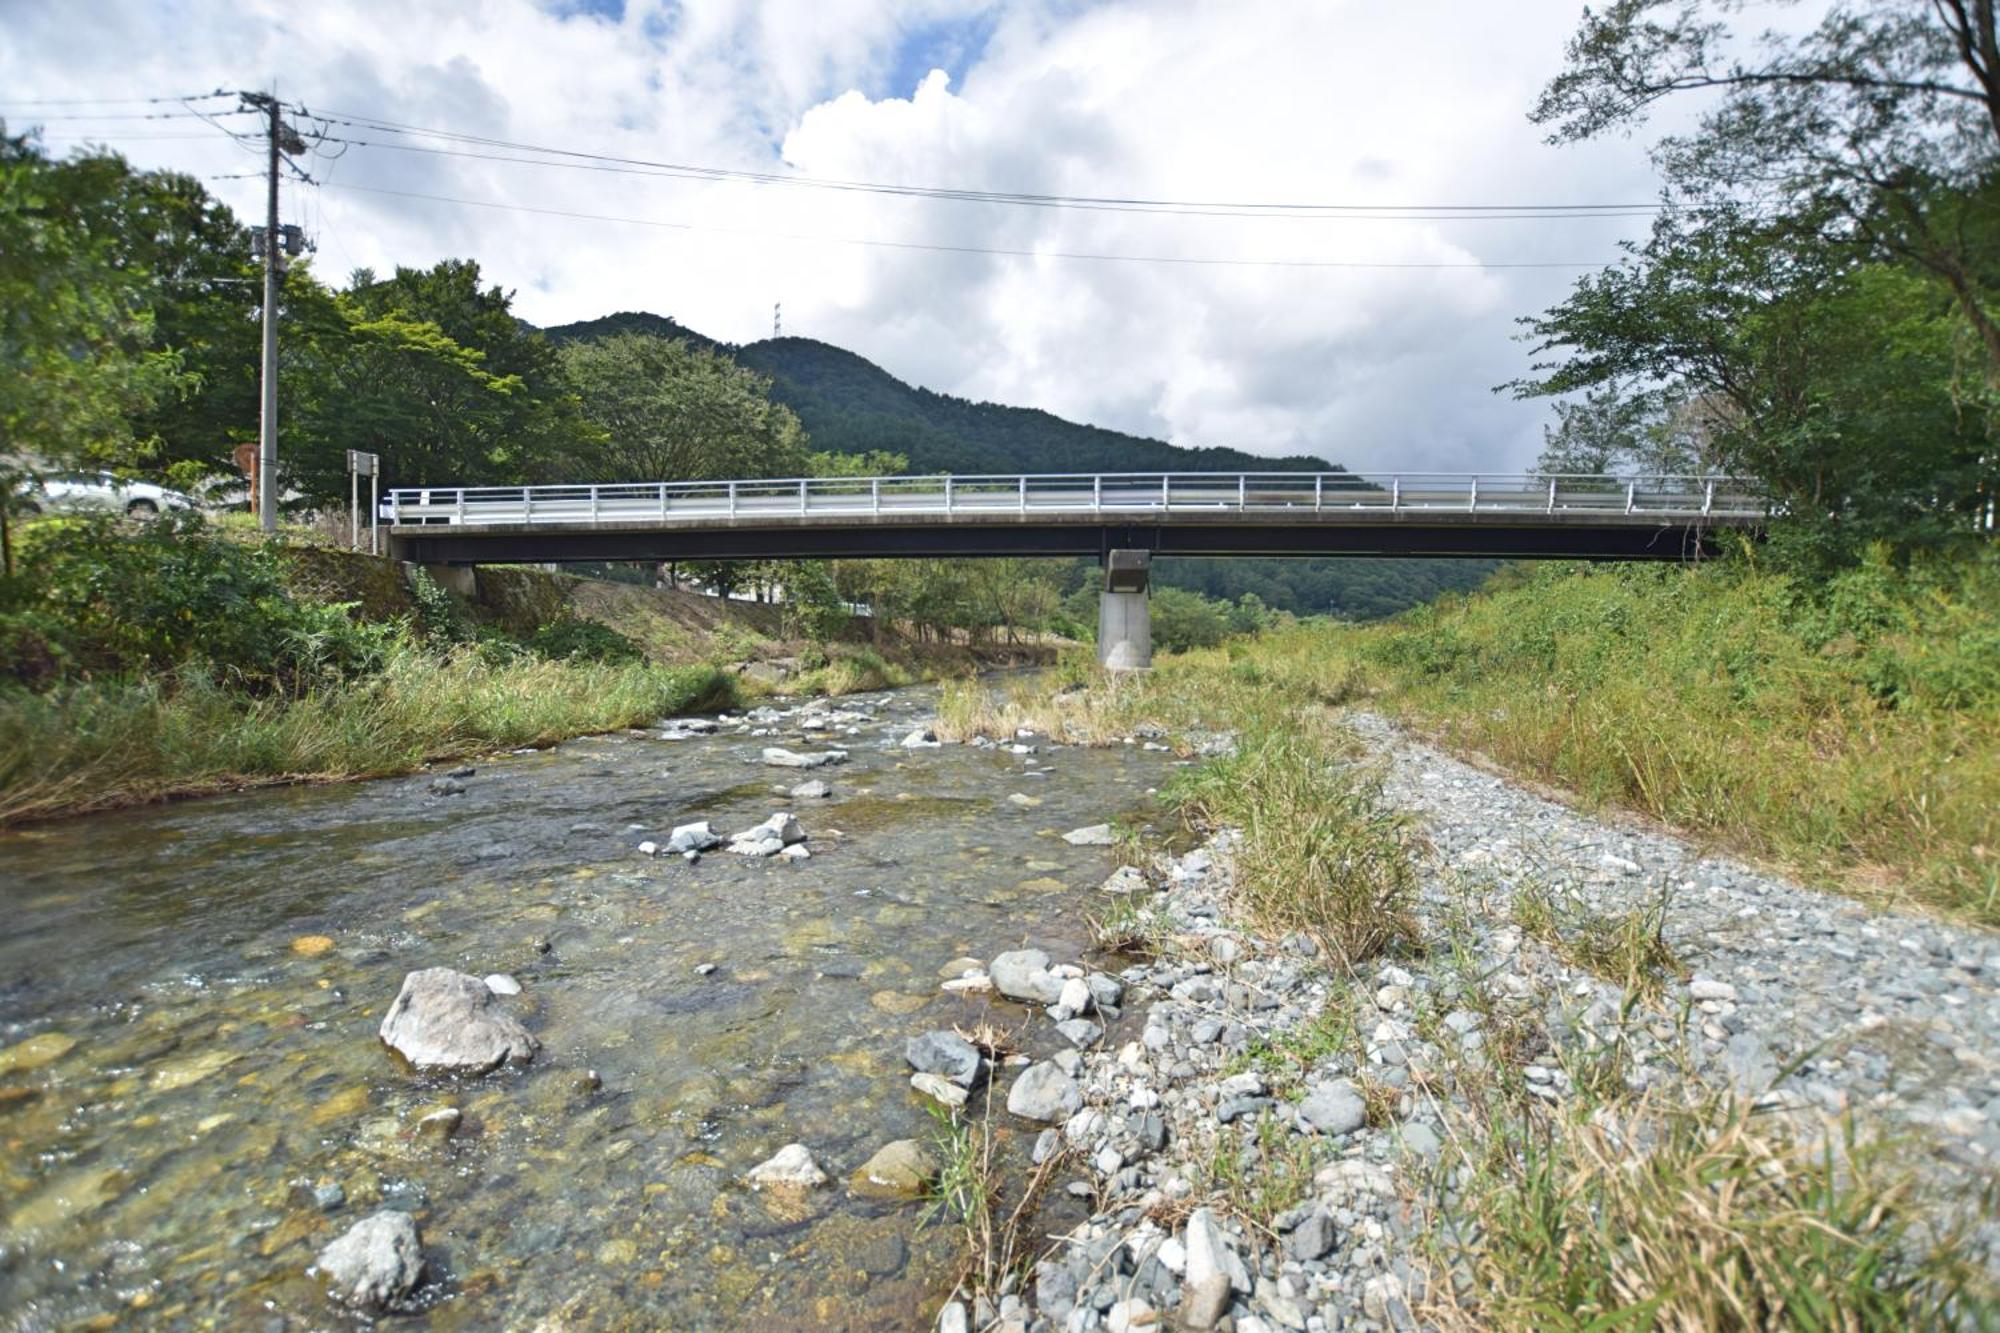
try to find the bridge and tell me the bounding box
[382,471,1766,668]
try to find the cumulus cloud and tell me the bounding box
[0,0,1667,471]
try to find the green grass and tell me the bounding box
[0,646,738,824]
[1434,1091,1993,1331]
[1328,551,2000,924]
[1511,877,1686,1003]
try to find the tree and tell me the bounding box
[1535,0,2000,381]
[558,332,809,482]
[0,133,185,572]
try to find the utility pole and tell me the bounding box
[256,90,281,533]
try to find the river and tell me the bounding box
[0,684,1178,1329]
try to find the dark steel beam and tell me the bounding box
[389,519,1731,565]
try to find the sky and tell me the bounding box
[0,0,1680,473]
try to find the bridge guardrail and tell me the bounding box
[381,472,1768,528]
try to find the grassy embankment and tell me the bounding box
[0,518,1044,825]
[935,550,1996,1327]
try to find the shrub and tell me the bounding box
[528,616,644,664]
[8,513,394,691]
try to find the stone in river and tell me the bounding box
[315,1209,424,1313]
[378,968,537,1074]
[849,1138,937,1198]
[911,1072,969,1108]
[666,820,723,854]
[745,1142,828,1189]
[1006,1061,1082,1123]
[790,779,832,800]
[0,1032,77,1075]
[727,812,806,856]
[761,747,848,769]
[906,1030,985,1088]
[938,956,985,979]
[291,935,335,958]
[1062,824,1116,846]
[1006,792,1042,808]
[990,949,1064,1004]
[870,990,929,1015]
[482,974,522,996]
[1100,866,1149,895]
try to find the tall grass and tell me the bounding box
[0,646,738,824]
[1166,723,1421,966]
[1436,1091,1992,1330]
[1324,552,2000,924]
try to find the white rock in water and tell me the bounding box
[666,821,722,854]
[728,812,807,855]
[1062,824,1116,846]
[315,1209,424,1312]
[637,841,660,857]
[1101,865,1149,895]
[761,747,848,769]
[901,728,942,748]
[1056,976,1093,1016]
[482,974,521,996]
[745,1142,827,1189]
[379,968,536,1074]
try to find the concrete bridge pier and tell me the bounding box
[1097,548,1152,671]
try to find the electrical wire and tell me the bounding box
[303,104,1671,219]
[321,180,1616,269]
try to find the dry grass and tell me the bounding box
[1511,876,1686,1003]
[1432,1092,1994,1331]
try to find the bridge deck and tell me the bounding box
[384,472,1765,564]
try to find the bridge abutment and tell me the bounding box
[1097,549,1152,671]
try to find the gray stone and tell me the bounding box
[315,1210,424,1312]
[906,1030,985,1088]
[727,812,806,855]
[1007,1061,1083,1123]
[1723,1032,1780,1095]
[1181,1273,1231,1330]
[1283,1211,1335,1261]
[761,747,847,769]
[1102,865,1149,895]
[850,1138,936,1198]
[1398,1123,1443,1161]
[1056,1018,1103,1047]
[1062,824,1116,846]
[789,779,832,800]
[1297,1079,1366,1136]
[378,968,537,1074]
[666,820,722,853]
[991,949,1063,1003]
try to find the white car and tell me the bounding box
[11,471,199,518]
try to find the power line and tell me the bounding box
[321,180,1615,270]
[302,103,1670,219]
[0,91,233,107]
[306,133,1664,222]
[0,108,257,122]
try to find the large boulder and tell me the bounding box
[379,968,537,1074]
[666,821,722,854]
[1006,1061,1082,1123]
[727,812,807,857]
[745,1142,827,1189]
[761,747,848,769]
[315,1210,424,1312]
[905,1030,985,1088]
[989,949,1064,1005]
[849,1138,937,1198]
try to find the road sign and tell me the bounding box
[346,449,379,477]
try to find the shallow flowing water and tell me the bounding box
[0,685,1177,1329]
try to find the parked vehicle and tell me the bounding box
[9,471,200,518]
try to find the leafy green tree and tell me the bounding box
[557,332,809,482]
[1150,586,1229,653]
[0,133,186,572]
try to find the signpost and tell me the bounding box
[346,450,381,554]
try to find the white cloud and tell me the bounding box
[0,0,1669,472]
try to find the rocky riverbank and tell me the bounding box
[945,709,2000,1332]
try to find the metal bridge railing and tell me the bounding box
[381,471,1768,528]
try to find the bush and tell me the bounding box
[528,617,644,664]
[6,514,395,691]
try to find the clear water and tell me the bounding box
[0,686,1174,1329]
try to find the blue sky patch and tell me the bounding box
[877,8,1000,100]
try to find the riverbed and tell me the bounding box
[0,685,1178,1328]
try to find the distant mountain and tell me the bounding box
[540,311,1493,616]
[542,312,1333,476]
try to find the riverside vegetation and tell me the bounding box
[928,543,1997,1329]
[0,512,1046,825]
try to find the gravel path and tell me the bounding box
[986,710,2000,1333]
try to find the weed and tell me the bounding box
[1511,877,1685,1001]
